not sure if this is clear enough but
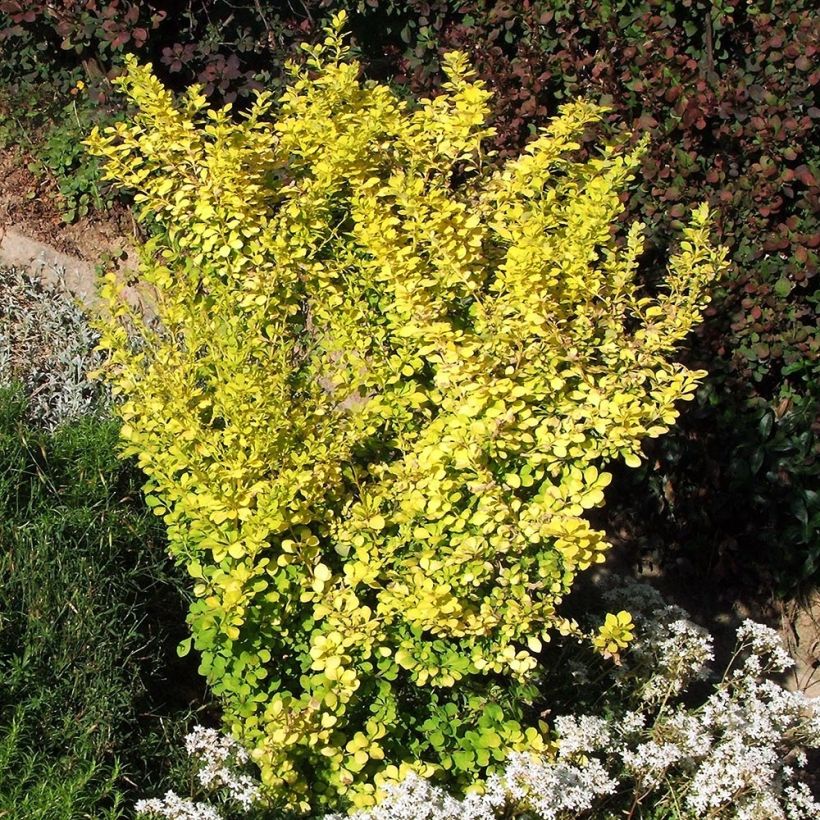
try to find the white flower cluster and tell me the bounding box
[620,740,682,787]
[185,726,260,811]
[604,599,818,819]
[735,619,796,675]
[784,783,820,819]
[643,617,714,700]
[619,604,715,702]
[325,772,500,820]
[327,754,617,820]
[662,709,706,757]
[500,753,617,819]
[679,673,820,818]
[135,727,261,820]
[135,791,223,820]
[685,737,781,816]
[552,715,611,758]
[602,579,715,701]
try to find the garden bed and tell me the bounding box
[0,4,817,813]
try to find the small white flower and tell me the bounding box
[618,710,646,737]
[554,714,611,758]
[135,791,223,820]
[501,754,618,820]
[685,737,780,814]
[135,727,261,818]
[184,726,260,810]
[663,709,709,757]
[621,740,682,787]
[736,620,794,673]
[735,789,787,820]
[340,773,495,820]
[784,782,820,819]
[636,617,714,701]
[333,755,617,820]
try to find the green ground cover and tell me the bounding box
[0,376,203,816]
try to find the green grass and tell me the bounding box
[0,384,206,817]
[0,707,124,819]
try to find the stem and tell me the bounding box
[664,773,684,818]
[704,2,715,74]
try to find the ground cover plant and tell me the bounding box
[0,75,124,223]
[134,582,820,819]
[0,267,206,816]
[85,12,728,814]
[0,385,193,815]
[0,265,108,428]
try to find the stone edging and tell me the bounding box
[0,225,102,306]
[0,224,154,318]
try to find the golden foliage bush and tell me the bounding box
[86,12,727,813]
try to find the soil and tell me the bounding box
[1,145,818,699]
[0,144,156,316]
[0,144,138,262]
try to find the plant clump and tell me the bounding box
[134,587,820,820]
[0,265,108,429]
[86,12,727,814]
[0,385,195,816]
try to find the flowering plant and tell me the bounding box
[135,727,260,820]
[136,581,820,819]
[327,598,820,819]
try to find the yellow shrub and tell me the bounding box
[86,12,727,814]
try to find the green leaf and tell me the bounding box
[774,277,792,297]
[758,411,774,439]
[452,750,474,770]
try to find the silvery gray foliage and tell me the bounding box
[0,265,109,427]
